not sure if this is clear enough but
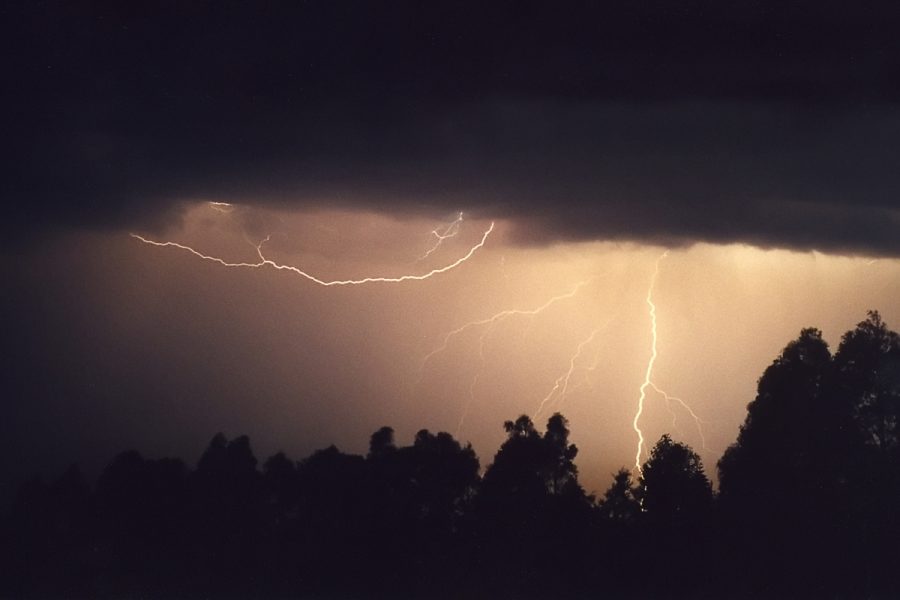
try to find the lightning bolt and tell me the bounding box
[130,221,495,287]
[420,212,464,261]
[208,201,234,213]
[533,319,615,420]
[655,383,687,442]
[632,251,709,475]
[648,383,709,452]
[146,208,712,469]
[419,280,591,436]
[632,251,667,475]
[419,280,590,371]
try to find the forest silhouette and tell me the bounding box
[1,312,898,598]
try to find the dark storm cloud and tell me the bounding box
[6,0,900,254]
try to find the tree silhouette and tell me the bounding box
[261,450,298,524]
[716,327,844,594]
[598,468,640,523]
[638,434,712,527]
[257,450,302,596]
[367,425,397,459]
[4,466,92,597]
[366,428,480,595]
[715,320,900,595]
[293,445,370,595]
[595,467,642,590]
[719,328,833,502]
[94,451,190,595]
[188,433,264,597]
[832,311,900,595]
[835,311,900,453]
[3,313,900,598]
[635,435,713,595]
[389,429,479,530]
[480,414,586,502]
[718,328,835,503]
[474,413,593,597]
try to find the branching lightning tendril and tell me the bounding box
[137,209,711,472]
[420,212,464,261]
[130,222,494,287]
[420,281,591,435]
[420,280,590,371]
[649,383,709,452]
[533,319,614,420]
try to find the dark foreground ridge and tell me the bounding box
[2,312,899,599]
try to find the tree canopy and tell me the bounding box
[2,312,900,598]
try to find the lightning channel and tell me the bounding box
[632,251,710,475]
[420,212,464,260]
[419,280,591,371]
[632,251,667,475]
[649,382,709,452]
[419,280,592,434]
[533,319,614,420]
[207,201,234,213]
[130,221,494,287]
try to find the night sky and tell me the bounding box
[3,1,900,501]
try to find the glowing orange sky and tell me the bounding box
[5,202,897,496]
[81,202,892,493]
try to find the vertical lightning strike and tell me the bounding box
[130,221,494,286]
[143,209,714,468]
[632,251,710,475]
[420,212,464,260]
[632,251,668,475]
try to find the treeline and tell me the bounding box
[1,312,898,599]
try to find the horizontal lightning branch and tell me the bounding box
[419,280,593,435]
[130,221,495,287]
[420,280,591,370]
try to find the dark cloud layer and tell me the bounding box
[6,1,900,254]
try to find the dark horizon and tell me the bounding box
[3,311,900,597]
[4,3,900,597]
